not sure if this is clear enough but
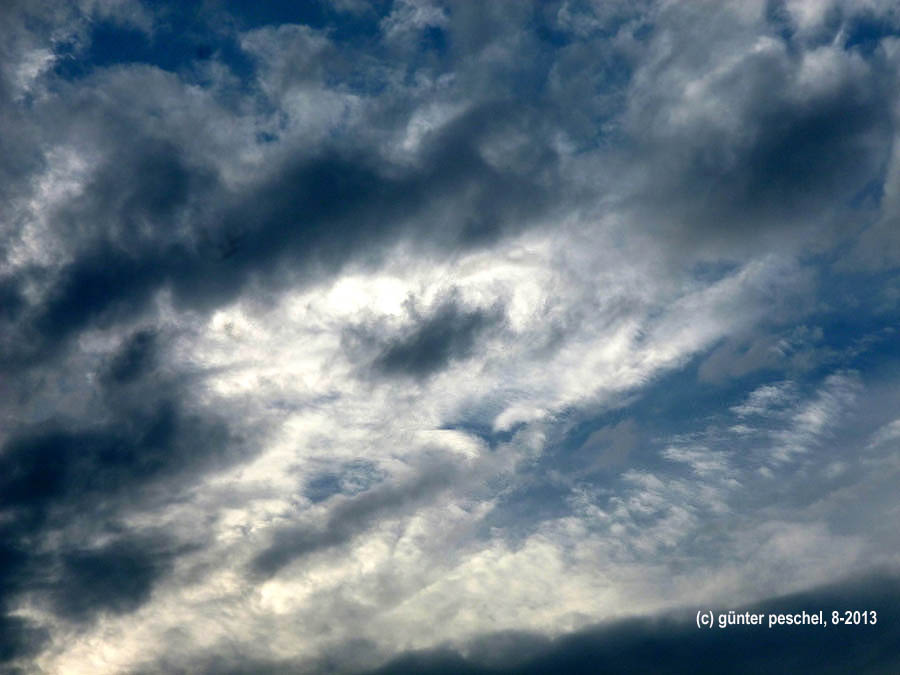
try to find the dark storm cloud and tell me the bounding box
[26,244,167,356]
[251,457,459,578]
[50,535,180,622]
[56,137,214,245]
[2,406,193,516]
[0,539,49,669]
[0,335,241,520]
[104,328,158,384]
[0,132,216,368]
[0,277,25,321]
[0,369,237,667]
[365,571,900,675]
[0,527,180,662]
[4,100,554,371]
[370,298,505,380]
[0,614,48,673]
[138,638,383,675]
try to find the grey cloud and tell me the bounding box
[4,99,554,372]
[2,1,900,671]
[54,136,216,248]
[0,6,558,667]
[698,334,789,383]
[136,637,382,675]
[621,3,896,258]
[0,378,238,668]
[697,324,832,384]
[137,570,900,675]
[577,417,639,471]
[0,277,25,323]
[0,2,150,206]
[50,534,181,622]
[2,407,184,514]
[0,529,180,666]
[0,4,50,230]
[364,571,900,675]
[0,614,48,674]
[104,328,158,384]
[252,457,460,578]
[241,23,339,95]
[369,297,505,380]
[0,371,240,521]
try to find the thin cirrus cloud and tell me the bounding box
[1,1,899,673]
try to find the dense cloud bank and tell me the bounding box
[1,1,899,673]
[366,572,900,675]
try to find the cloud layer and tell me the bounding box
[1,1,899,673]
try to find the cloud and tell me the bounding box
[576,417,639,471]
[103,328,158,384]
[0,614,48,672]
[0,337,245,670]
[618,2,895,258]
[134,570,900,674]
[348,293,506,380]
[867,418,900,448]
[251,454,461,578]
[2,0,900,672]
[49,534,180,623]
[770,372,861,461]
[3,101,559,371]
[731,381,797,417]
[364,571,900,675]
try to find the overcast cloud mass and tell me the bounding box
[2,1,900,673]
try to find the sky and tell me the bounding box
[1,1,900,673]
